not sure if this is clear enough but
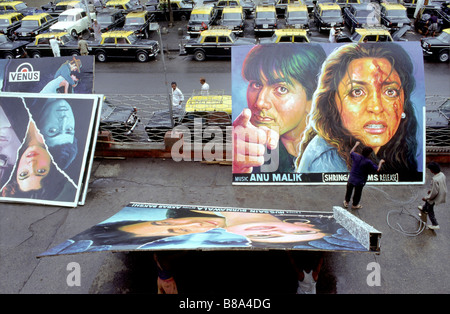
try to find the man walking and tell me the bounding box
[419,162,447,230]
[49,36,60,57]
[200,77,209,95]
[78,36,89,56]
[171,82,184,107]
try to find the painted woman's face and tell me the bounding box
[39,100,75,147]
[247,73,311,137]
[120,217,227,237]
[0,106,21,165]
[16,144,51,192]
[335,57,404,153]
[226,221,325,243]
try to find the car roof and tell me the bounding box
[318,3,341,10]
[185,95,232,114]
[200,28,232,36]
[35,31,69,38]
[274,28,308,35]
[355,27,391,35]
[102,30,134,37]
[222,6,243,13]
[381,3,406,10]
[443,28,450,35]
[256,5,276,12]
[126,11,147,18]
[106,0,132,4]
[0,12,23,18]
[191,6,213,14]
[0,1,25,5]
[60,8,85,14]
[286,4,307,12]
[22,13,51,20]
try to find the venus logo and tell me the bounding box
[8,62,40,82]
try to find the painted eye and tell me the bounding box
[250,81,262,90]
[276,86,288,94]
[19,171,29,178]
[350,88,365,97]
[384,88,399,98]
[47,127,58,135]
[37,168,47,174]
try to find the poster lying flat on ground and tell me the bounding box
[38,202,381,257]
[231,42,425,185]
[0,93,102,207]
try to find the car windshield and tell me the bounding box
[97,15,114,23]
[256,11,275,19]
[16,3,28,10]
[190,13,209,22]
[222,12,241,21]
[21,20,39,28]
[58,14,75,22]
[386,9,407,18]
[125,17,144,25]
[322,10,341,17]
[287,11,307,19]
[437,31,450,43]
[0,18,10,26]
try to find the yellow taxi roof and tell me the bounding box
[318,3,341,10]
[200,28,232,37]
[222,6,243,14]
[286,4,307,12]
[22,13,51,20]
[191,6,213,14]
[106,0,131,5]
[0,12,23,18]
[381,3,406,10]
[0,1,25,5]
[35,31,69,38]
[186,95,232,113]
[101,30,134,38]
[355,28,391,36]
[275,28,308,35]
[256,5,276,12]
[443,28,450,35]
[126,11,148,18]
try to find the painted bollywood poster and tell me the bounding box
[231,42,425,185]
[38,202,381,257]
[0,93,102,207]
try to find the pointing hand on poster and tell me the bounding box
[232,108,279,173]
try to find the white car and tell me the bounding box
[50,8,91,38]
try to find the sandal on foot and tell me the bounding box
[352,204,363,209]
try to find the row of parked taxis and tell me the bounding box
[0,0,160,61]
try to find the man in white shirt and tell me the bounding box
[49,36,61,57]
[171,82,184,107]
[329,26,338,43]
[200,77,209,95]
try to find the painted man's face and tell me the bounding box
[39,100,75,147]
[335,57,404,153]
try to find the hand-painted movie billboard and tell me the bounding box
[38,202,381,258]
[231,42,425,185]
[0,93,102,207]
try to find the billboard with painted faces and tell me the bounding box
[231,42,425,185]
[38,202,381,257]
[0,93,102,207]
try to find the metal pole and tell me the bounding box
[157,24,174,128]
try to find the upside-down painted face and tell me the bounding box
[335,57,404,153]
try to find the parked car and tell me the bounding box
[335,0,364,9]
[284,3,309,31]
[259,28,310,43]
[14,12,58,40]
[147,0,194,21]
[254,4,278,36]
[50,8,92,38]
[180,27,256,61]
[91,30,160,62]
[0,1,40,16]
[42,0,86,18]
[337,26,394,42]
[380,3,411,32]
[343,3,380,33]
[25,31,80,58]
[426,98,450,146]
[218,5,245,35]
[105,0,144,13]
[275,0,300,17]
[122,10,155,38]
[187,5,218,36]
[0,33,28,58]
[100,98,140,142]
[314,2,344,33]
[0,12,23,37]
[214,0,255,17]
[95,8,125,33]
[421,27,450,62]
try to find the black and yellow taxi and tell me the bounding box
[44,0,83,17]
[218,6,245,35]
[254,4,278,36]
[275,0,300,17]
[0,12,23,37]
[14,12,57,40]
[25,31,80,58]
[285,3,309,31]
[343,3,381,34]
[335,0,362,9]
[313,2,344,32]
[421,28,450,62]
[90,30,160,62]
[181,27,256,61]
[156,0,194,21]
[105,0,143,13]
[259,28,310,43]
[380,3,411,32]
[187,6,218,36]
[337,26,393,42]
[95,8,126,33]
[0,33,28,58]
[123,10,155,38]
[0,1,39,16]
[214,0,255,17]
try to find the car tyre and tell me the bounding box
[438,50,449,63]
[137,51,148,62]
[3,52,14,59]
[71,29,78,38]
[194,49,206,61]
[96,51,107,62]
[32,51,41,58]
